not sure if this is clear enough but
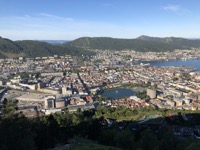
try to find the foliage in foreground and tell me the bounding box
[1,102,200,150]
[68,143,121,150]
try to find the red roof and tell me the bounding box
[86,96,93,101]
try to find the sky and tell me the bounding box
[0,0,200,40]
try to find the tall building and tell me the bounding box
[62,86,67,94]
[55,99,65,108]
[147,88,157,99]
[44,95,56,109]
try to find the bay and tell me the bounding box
[149,59,200,71]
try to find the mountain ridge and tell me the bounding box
[1,35,200,58]
[65,35,200,51]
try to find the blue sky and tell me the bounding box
[1,0,200,40]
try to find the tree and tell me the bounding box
[99,129,117,146]
[145,96,151,103]
[63,71,67,76]
[20,72,29,79]
[135,91,147,99]
[0,113,36,150]
[185,142,200,150]
[35,72,41,79]
[139,129,158,150]
[2,98,18,117]
[173,77,179,81]
[114,130,135,149]
[86,118,101,140]
[157,129,179,150]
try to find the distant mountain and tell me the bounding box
[36,40,69,45]
[65,36,200,51]
[1,35,200,58]
[136,35,200,47]
[0,37,94,58]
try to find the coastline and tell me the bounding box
[140,59,200,72]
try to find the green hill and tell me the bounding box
[0,37,24,58]
[137,35,200,47]
[65,36,200,51]
[0,37,23,53]
[0,37,94,58]
[1,35,200,58]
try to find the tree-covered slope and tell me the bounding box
[0,37,94,58]
[137,35,200,47]
[65,36,200,51]
[0,37,23,53]
[16,40,94,57]
[1,35,200,58]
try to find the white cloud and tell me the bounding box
[163,5,180,12]
[162,4,191,15]
[39,13,74,21]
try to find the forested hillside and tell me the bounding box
[65,36,200,51]
[0,37,94,58]
[1,35,200,58]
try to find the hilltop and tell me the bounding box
[136,35,200,47]
[65,36,200,51]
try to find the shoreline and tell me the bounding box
[103,85,145,92]
[139,59,200,72]
[100,86,145,99]
[138,58,200,63]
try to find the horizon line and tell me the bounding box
[1,35,200,41]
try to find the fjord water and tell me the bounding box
[149,59,200,71]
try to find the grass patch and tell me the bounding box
[143,117,165,124]
[66,143,121,150]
